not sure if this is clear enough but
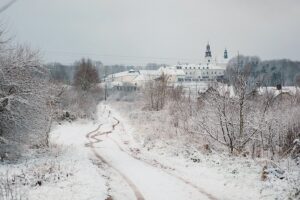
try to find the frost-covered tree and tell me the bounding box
[0,30,50,160]
[192,60,277,154]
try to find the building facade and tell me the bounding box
[175,44,229,82]
[105,44,230,89]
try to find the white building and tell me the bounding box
[105,67,186,88]
[157,66,186,84]
[105,69,160,88]
[175,44,229,82]
[105,43,229,89]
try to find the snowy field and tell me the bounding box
[1,102,299,200]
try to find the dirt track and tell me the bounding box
[85,107,217,200]
[85,116,145,200]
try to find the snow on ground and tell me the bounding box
[108,100,300,200]
[86,104,213,200]
[43,118,108,200]
[107,103,256,200]
[95,130,211,200]
[0,111,108,200]
[1,101,299,200]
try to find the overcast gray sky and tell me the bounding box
[1,0,300,65]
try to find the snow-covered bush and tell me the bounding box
[48,58,103,120]
[143,78,300,160]
[143,73,169,111]
[0,170,25,200]
[55,85,102,120]
[0,149,74,200]
[0,32,51,160]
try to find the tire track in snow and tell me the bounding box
[108,116,218,200]
[85,107,116,147]
[85,118,145,200]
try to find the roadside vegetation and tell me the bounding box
[0,28,103,199]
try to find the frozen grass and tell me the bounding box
[0,146,72,200]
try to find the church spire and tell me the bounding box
[224,48,228,59]
[205,43,212,58]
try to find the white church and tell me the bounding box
[175,43,229,82]
[105,44,229,89]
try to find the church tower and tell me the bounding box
[205,43,212,64]
[224,48,228,59]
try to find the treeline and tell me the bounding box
[45,61,101,84]
[46,62,165,83]
[226,56,300,86]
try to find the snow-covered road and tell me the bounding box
[47,103,294,200]
[85,105,216,200]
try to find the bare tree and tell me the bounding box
[143,73,169,111]
[73,58,99,91]
[193,60,276,154]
